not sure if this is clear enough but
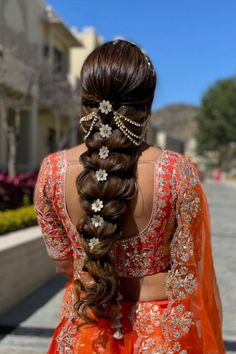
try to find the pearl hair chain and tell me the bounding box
[79,101,147,146]
[113,112,146,146]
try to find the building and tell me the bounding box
[70,26,103,78]
[0,0,102,174]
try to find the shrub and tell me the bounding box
[0,205,38,235]
[0,172,38,210]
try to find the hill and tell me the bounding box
[151,104,199,141]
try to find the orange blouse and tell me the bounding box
[34,150,225,353]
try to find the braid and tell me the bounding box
[75,110,139,322]
[73,39,156,332]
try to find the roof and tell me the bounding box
[42,5,83,47]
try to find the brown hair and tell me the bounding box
[75,40,156,323]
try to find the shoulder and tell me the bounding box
[159,149,183,173]
[39,150,67,174]
[159,150,200,187]
[138,144,164,161]
[36,150,66,195]
[178,154,200,183]
[65,144,87,163]
[170,153,200,192]
[161,149,182,163]
[162,150,198,173]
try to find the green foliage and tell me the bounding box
[0,205,37,236]
[196,77,236,165]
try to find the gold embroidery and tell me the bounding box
[163,156,200,353]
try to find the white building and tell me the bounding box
[0,0,102,173]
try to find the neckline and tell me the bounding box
[61,149,168,239]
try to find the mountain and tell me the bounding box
[151,104,199,142]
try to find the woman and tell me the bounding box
[34,40,225,353]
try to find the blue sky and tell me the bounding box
[48,0,236,110]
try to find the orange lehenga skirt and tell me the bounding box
[48,282,172,354]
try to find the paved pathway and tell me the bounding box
[0,181,235,353]
[205,181,236,352]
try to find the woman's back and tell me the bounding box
[65,143,163,238]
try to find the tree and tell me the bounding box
[196,77,236,168]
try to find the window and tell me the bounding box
[53,47,64,74]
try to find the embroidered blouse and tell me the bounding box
[34,149,182,278]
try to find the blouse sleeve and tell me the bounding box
[34,155,73,261]
[162,156,225,353]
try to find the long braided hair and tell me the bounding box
[75,40,156,323]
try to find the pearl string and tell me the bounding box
[79,100,148,146]
[113,113,145,146]
[83,113,98,140]
[114,111,146,127]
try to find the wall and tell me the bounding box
[0,226,56,315]
[70,27,103,78]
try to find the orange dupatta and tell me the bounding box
[162,157,225,353]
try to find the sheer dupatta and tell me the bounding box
[162,157,225,353]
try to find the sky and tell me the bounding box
[48,0,236,110]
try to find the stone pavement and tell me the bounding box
[205,181,236,353]
[0,181,235,354]
[0,276,66,354]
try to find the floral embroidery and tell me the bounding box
[166,265,196,301]
[162,156,201,352]
[129,302,182,354]
[56,318,77,354]
[59,286,77,321]
[171,228,194,262]
[34,154,73,260]
[129,303,161,335]
[161,304,194,344]
[56,285,78,353]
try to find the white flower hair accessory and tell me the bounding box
[88,237,100,250]
[91,199,104,212]
[80,98,148,146]
[91,215,104,228]
[99,124,112,138]
[95,169,108,182]
[99,146,109,159]
[99,100,113,115]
